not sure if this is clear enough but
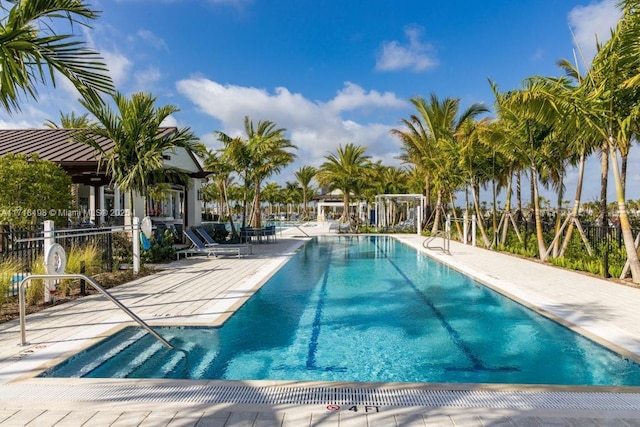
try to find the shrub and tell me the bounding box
[25,259,45,305]
[58,244,102,296]
[142,229,176,264]
[0,259,20,309]
[112,231,133,267]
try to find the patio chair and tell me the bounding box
[197,227,253,256]
[178,229,219,259]
[185,228,217,247]
[264,225,276,243]
[195,227,219,246]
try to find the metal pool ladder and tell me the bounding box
[18,274,174,349]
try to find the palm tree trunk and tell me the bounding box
[342,194,350,224]
[552,175,564,258]
[424,174,431,212]
[223,182,237,238]
[430,189,443,234]
[532,168,548,261]
[559,152,585,257]
[599,144,609,226]
[516,170,522,222]
[450,194,463,238]
[252,178,262,228]
[472,183,491,247]
[610,145,640,283]
[217,183,225,219]
[621,151,628,196]
[500,175,513,245]
[302,189,308,218]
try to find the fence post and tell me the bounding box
[471,215,477,247]
[43,220,55,303]
[80,261,86,295]
[133,217,140,275]
[463,212,468,245]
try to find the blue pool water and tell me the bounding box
[41,236,640,386]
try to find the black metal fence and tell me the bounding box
[0,227,44,274]
[1,225,118,298]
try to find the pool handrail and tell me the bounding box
[423,230,451,254]
[18,273,174,350]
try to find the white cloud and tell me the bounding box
[568,0,621,64]
[137,29,168,51]
[134,66,162,91]
[176,78,407,174]
[375,25,438,72]
[327,82,407,113]
[101,50,133,88]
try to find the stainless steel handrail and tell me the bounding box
[18,274,174,349]
[423,230,451,254]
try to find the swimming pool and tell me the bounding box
[41,235,640,386]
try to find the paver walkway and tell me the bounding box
[0,223,639,426]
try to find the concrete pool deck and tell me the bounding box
[1,223,640,425]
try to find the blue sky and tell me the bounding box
[1,0,634,204]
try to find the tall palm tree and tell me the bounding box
[580,8,640,282]
[217,117,296,228]
[0,0,114,113]
[284,181,302,219]
[261,182,282,217]
[294,165,317,219]
[492,80,558,260]
[75,92,200,220]
[202,148,238,236]
[393,94,488,234]
[316,143,371,229]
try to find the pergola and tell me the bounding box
[374,194,426,235]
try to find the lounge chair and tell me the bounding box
[180,229,251,260]
[195,227,220,245]
[178,229,218,259]
[196,227,253,255]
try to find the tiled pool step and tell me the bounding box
[1,383,640,410]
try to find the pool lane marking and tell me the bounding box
[373,238,518,373]
[306,264,329,369]
[304,243,347,373]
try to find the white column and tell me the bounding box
[472,214,477,247]
[114,187,121,211]
[43,220,55,303]
[89,186,96,224]
[416,205,422,235]
[99,186,105,225]
[463,211,468,245]
[132,217,140,275]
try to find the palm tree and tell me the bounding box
[316,143,371,229]
[44,111,94,128]
[581,9,640,282]
[294,166,317,219]
[217,117,296,228]
[0,0,114,113]
[75,92,200,220]
[284,181,302,219]
[261,182,282,218]
[202,148,238,236]
[494,82,557,260]
[393,94,488,234]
